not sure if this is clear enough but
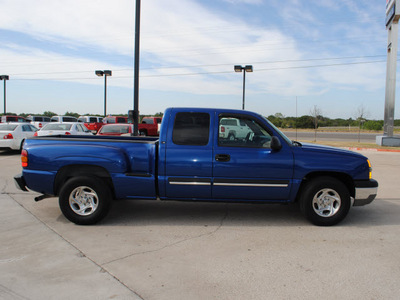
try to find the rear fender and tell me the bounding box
[54,165,114,196]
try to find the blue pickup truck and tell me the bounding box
[14,107,378,226]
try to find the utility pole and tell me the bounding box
[0,75,9,114]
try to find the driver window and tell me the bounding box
[218,116,272,148]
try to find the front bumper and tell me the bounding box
[14,173,28,192]
[354,179,378,206]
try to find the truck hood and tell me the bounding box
[297,142,366,159]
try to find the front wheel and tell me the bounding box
[59,176,112,225]
[300,177,351,226]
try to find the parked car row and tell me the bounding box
[0,115,163,150]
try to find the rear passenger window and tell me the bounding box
[172,112,210,146]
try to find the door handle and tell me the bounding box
[215,154,230,162]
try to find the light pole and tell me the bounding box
[95,70,112,117]
[133,0,141,136]
[0,75,9,114]
[234,65,253,110]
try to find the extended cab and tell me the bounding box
[14,108,378,226]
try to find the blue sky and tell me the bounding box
[0,0,395,119]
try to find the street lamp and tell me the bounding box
[95,70,112,116]
[0,75,9,114]
[234,65,253,110]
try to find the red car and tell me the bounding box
[97,124,133,136]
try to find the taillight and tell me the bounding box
[221,126,225,133]
[65,132,71,135]
[3,133,13,139]
[21,150,28,167]
[39,123,42,128]
[34,132,38,137]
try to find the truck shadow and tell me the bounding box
[104,200,306,227]
[102,198,400,227]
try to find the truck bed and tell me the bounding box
[22,135,159,199]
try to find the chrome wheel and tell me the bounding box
[312,188,341,218]
[69,186,99,216]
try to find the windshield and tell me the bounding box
[42,124,72,131]
[0,124,17,131]
[262,116,292,145]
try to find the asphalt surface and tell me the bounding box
[283,130,390,143]
[1,147,400,300]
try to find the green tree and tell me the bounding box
[296,115,314,128]
[43,111,57,117]
[65,111,80,118]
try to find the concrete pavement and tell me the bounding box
[1,150,400,299]
[0,193,141,300]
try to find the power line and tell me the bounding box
[6,55,386,77]
[10,59,388,81]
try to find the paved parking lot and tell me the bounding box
[1,149,400,300]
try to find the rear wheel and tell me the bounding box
[59,176,112,225]
[300,176,351,226]
[139,130,147,136]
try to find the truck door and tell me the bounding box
[164,111,213,199]
[213,114,293,201]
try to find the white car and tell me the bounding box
[35,122,93,136]
[0,123,38,150]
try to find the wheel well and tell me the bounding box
[54,165,114,196]
[296,172,355,202]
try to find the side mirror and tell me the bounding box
[270,136,282,151]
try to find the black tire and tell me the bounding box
[139,130,147,136]
[299,176,351,226]
[228,133,235,141]
[59,176,112,225]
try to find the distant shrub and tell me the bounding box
[364,120,383,131]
